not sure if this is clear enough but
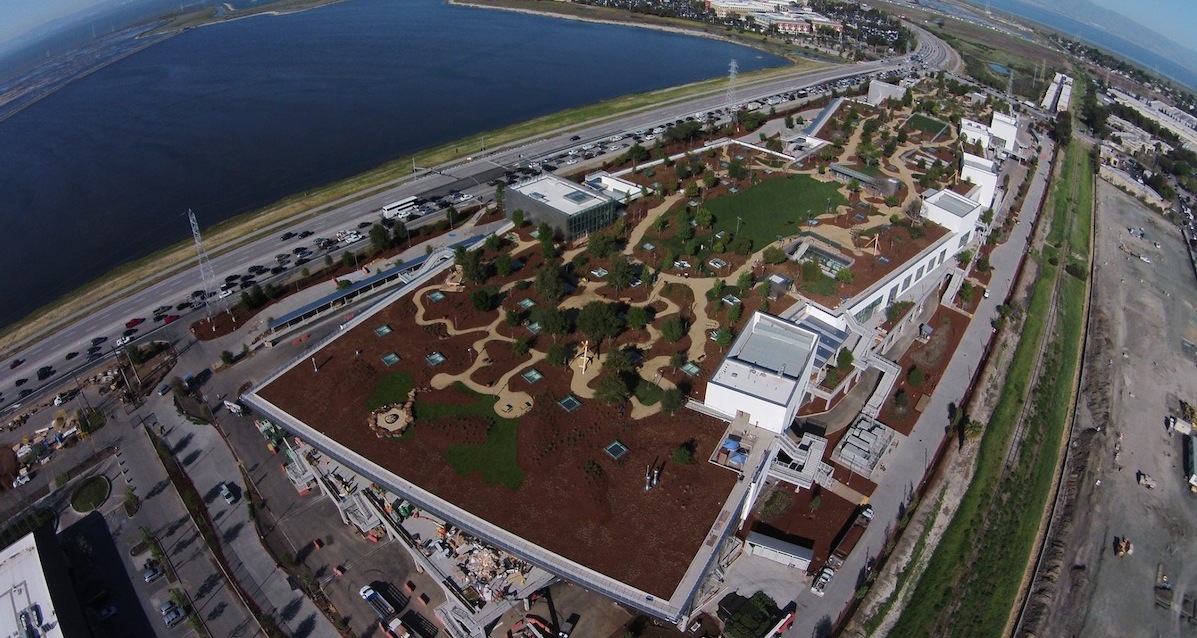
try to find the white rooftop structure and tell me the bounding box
[0,533,66,638]
[922,188,984,235]
[706,313,820,433]
[509,174,613,217]
[990,111,1019,155]
[960,152,999,211]
[584,171,647,202]
[865,81,907,107]
[961,118,991,150]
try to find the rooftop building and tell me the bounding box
[0,529,89,638]
[990,112,1019,155]
[705,313,820,433]
[921,188,984,236]
[960,152,999,211]
[864,81,907,107]
[507,174,617,241]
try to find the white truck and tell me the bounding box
[359,586,395,620]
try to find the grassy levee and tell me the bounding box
[888,261,1055,637]
[889,140,1093,637]
[0,57,821,355]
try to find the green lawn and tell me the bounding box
[70,476,110,513]
[367,372,415,411]
[706,174,847,249]
[905,114,949,137]
[421,383,524,490]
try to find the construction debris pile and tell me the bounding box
[421,525,533,608]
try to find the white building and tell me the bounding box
[921,188,984,236]
[990,112,1019,156]
[0,531,89,637]
[705,313,820,433]
[961,118,992,150]
[960,152,999,211]
[865,81,907,107]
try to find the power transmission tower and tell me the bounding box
[189,209,220,320]
[725,58,739,115]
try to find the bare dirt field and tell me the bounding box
[1019,182,1197,636]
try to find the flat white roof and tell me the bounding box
[710,314,818,405]
[926,189,983,218]
[961,152,996,173]
[0,533,63,638]
[511,174,613,216]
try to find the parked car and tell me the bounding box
[142,566,163,583]
[219,482,236,504]
[97,606,117,620]
[162,607,185,627]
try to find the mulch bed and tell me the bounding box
[741,481,860,575]
[258,290,739,599]
[877,306,972,436]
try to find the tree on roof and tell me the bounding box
[576,301,623,344]
[594,374,631,405]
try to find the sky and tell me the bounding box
[1089,0,1197,52]
[0,0,115,44]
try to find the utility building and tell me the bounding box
[705,312,820,433]
[507,174,616,241]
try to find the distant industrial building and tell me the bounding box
[506,174,617,241]
[0,529,89,638]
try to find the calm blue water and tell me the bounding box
[981,0,1197,89]
[0,0,784,328]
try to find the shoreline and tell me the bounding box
[446,0,756,51]
[0,2,812,353]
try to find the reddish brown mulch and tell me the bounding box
[257,293,738,599]
[741,482,860,575]
[877,306,972,435]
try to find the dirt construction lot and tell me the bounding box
[1025,182,1197,636]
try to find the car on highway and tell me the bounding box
[36,367,53,381]
[122,327,138,337]
[17,389,31,400]
[125,317,145,329]
[87,346,102,355]
[218,290,233,300]
[65,351,78,361]
[152,305,171,315]
[175,301,191,311]
[191,290,206,299]
[15,378,27,387]
[90,336,107,346]
[569,135,581,141]
[357,221,372,229]
[115,336,133,347]
[164,315,180,324]
[280,231,296,241]
[298,230,314,238]
[8,359,23,370]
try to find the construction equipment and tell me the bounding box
[1137,472,1157,489]
[1116,536,1134,557]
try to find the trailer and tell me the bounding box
[826,504,874,570]
[360,586,395,620]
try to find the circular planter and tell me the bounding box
[70,476,111,514]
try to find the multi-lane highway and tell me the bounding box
[0,26,956,411]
